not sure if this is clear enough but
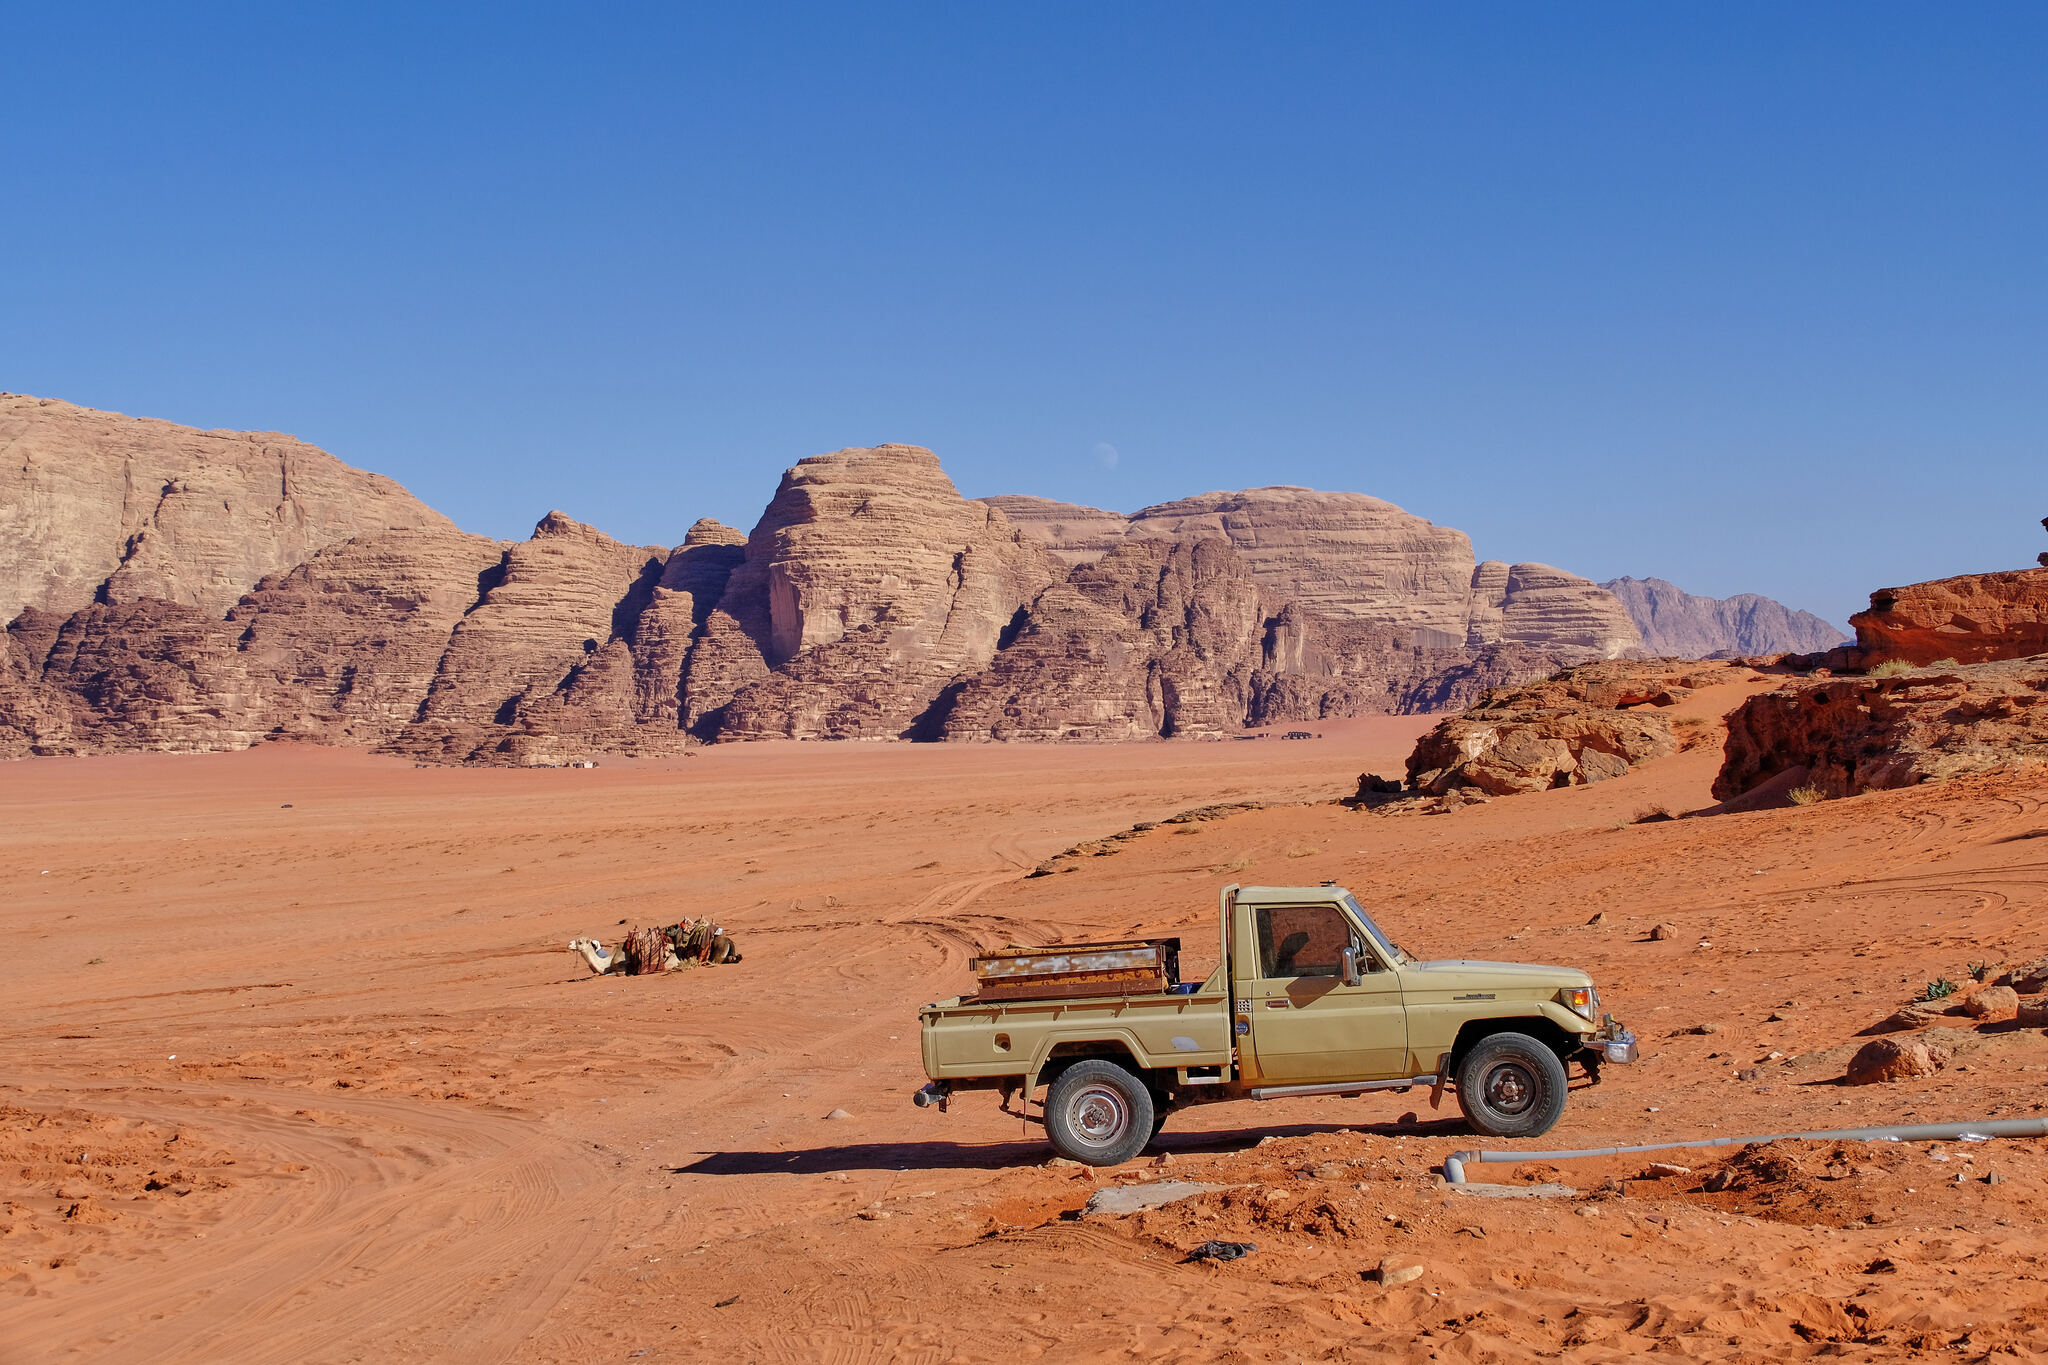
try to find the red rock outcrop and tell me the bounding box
[694,447,1058,740]
[1849,569,2048,666]
[1714,657,2048,801]
[1600,576,1847,658]
[938,537,1266,740]
[0,393,452,621]
[1402,661,1736,796]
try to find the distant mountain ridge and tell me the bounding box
[5,393,1784,761]
[1599,575,1848,658]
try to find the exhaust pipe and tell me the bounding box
[1443,1116,2048,1184]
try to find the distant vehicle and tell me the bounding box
[1281,730,1318,740]
[912,883,1636,1165]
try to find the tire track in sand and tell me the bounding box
[0,1078,614,1364]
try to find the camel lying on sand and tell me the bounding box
[568,937,671,975]
[568,921,742,976]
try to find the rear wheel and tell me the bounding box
[1455,1032,1568,1139]
[1045,1060,1155,1166]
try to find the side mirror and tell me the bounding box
[1340,945,1362,987]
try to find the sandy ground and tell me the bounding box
[5,693,2048,1363]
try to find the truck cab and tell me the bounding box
[914,883,1636,1165]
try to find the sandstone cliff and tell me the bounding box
[693,447,1058,740]
[1600,576,1847,658]
[392,513,666,763]
[988,485,1641,658]
[0,393,451,621]
[938,537,1266,741]
[1,397,1687,762]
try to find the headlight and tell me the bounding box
[1560,986,1599,1021]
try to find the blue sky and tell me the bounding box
[5,5,2043,628]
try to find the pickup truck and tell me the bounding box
[912,882,1637,1165]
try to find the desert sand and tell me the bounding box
[7,692,2048,1362]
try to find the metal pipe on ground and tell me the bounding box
[1442,1117,2048,1184]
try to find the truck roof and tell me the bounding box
[1230,883,1351,904]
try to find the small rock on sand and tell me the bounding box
[1378,1258,1425,1285]
[1638,1163,1693,1179]
[1845,1038,1945,1085]
[1965,985,2020,1021]
[1649,924,1673,941]
[1083,1180,1232,1216]
[824,1108,854,1120]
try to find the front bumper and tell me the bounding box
[1587,1014,1639,1064]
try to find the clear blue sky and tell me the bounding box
[6,5,2043,628]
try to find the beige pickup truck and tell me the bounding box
[913,882,1637,1165]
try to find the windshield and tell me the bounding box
[1341,892,1405,962]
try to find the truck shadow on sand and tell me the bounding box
[675,1117,1472,1177]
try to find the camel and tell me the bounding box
[567,936,682,976]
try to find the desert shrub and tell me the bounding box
[1632,805,1673,824]
[1928,658,1959,668]
[1867,659,1918,678]
[1284,846,1317,859]
[1922,977,1960,1002]
[1673,715,1707,728]
[1787,784,1827,805]
[1216,854,1253,873]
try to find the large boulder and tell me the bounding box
[1400,661,1712,796]
[1715,657,2048,801]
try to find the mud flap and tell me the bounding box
[1429,1053,1451,1110]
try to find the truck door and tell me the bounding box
[1243,902,1407,1083]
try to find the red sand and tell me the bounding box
[6,702,2048,1362]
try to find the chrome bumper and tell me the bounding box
[1588,1015,1638,1064]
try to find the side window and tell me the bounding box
[1255,905,1355,979]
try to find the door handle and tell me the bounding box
[1265,999,1288,1008]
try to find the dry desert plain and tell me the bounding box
[7,675,2048,1363]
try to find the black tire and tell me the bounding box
[1044,1060,1156,1166]
[1455,1032,1568,1139]
[1149,1108,1170,1144]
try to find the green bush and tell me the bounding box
[1922,977,1959,1002]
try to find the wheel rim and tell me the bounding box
[1070,1083,1130,1145]
[1483,1061,1537,1116]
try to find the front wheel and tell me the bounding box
[1045,1060,1156,1166]
[1455,1032,1568,1139]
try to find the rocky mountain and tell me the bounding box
[1599,576,1847,658]
[985,490,1641,656]
[3,396,1686,762]
[0,393,452,621]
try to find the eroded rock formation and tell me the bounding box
[1714,657,2048,801]
[692,447,1058,739]
[939,537,1266,740]
[2,395,1686,761]
[989,486,1641,658]
[1849,570,2048,667]
[1600,576,1847,658]
[1402,661,1744,796]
